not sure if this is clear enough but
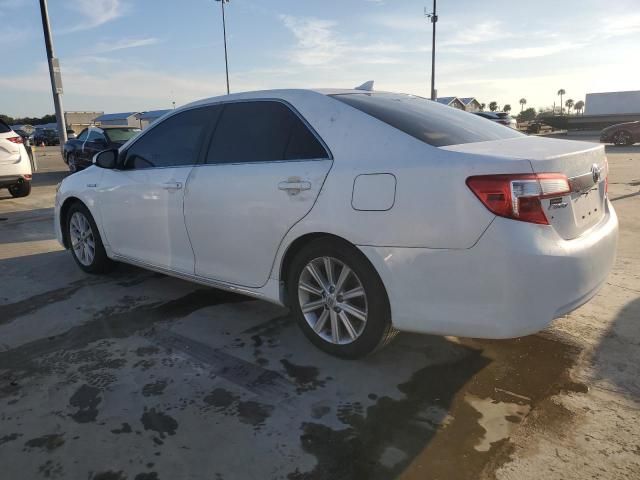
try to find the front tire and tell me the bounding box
[8,180,31,198]
[68,153,78,173]
[66,203,114,274]
[287,238,397,359]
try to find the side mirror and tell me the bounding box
[94,149,118,169]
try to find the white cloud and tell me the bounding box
[602,13,640,37]
[493,41,585,59]
[279,15,344,66]
[94,37,160,53]
[279,14,413,67]
[439,21,509,47]
[63,0,127,32]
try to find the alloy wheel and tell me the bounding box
[69,211,95,266]
[297,256,368,345]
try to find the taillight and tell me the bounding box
[6,136,23,144]
[466,173,570,225]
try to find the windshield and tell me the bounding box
[105,128,141,143]
[331,93,523,147]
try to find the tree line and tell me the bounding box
[0,113,56,126]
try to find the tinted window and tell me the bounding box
[87,129,105,142]
[206,101,328,164]
[0,120,11,133]
[77,129,89,141]
[125,106,219,169]
[332,93,522,147]
[104,128,141,143]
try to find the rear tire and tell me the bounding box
[287,238,397,359]
[66,202,114,274]
[8,181,31,198]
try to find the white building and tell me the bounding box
[584,91,640,115]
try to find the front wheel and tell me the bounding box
[8,181,31,198]
[67,153,78,173]
[66,203,114,274]
[287,238,397,359]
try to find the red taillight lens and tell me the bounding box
[466,173,570,225]
[6,136,23,144]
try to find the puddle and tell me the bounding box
[465,395,530,452]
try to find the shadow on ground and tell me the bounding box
[591,297,640,399]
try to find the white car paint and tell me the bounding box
[0,123,32,189]
[54,89,618,339]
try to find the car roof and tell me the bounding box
[184,88,414,109]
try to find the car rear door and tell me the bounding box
[184,99,333,288]
[97,106,218,273]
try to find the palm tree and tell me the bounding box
[489,101,498,112]
[557,89,566,114]
[565,99,574,115]
[480,102,486,111]
[519,98,527,112]
[503,104,512,113]
[575,100,585,115]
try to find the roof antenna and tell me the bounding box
[355,80,374,91]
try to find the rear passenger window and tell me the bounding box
[0,120,11,133]
[206,101,328,164]
[125,106,220,169]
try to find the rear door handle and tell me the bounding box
[162,182,183,190]
[278,180,311,194]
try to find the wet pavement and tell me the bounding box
[0,145,638,479]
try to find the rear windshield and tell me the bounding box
[331,93,522,147]
[105,128,141,143]
[0,120,11,133]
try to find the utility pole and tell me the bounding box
[38,0,67,148]
[216,0,230,95]
[425,1,438,100]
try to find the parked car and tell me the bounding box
[599,121,640,146]
[32,129,59,146]
[63,126,141,173]
[0,119,32,198]
[54,89,618,358]
[472,111,518,129]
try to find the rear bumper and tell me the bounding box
[0,175,29,188]
[359,200,618,338]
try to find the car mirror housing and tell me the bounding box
[94,149,118,169]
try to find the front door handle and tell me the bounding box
[162,181,183,190]
[278,180,311,195]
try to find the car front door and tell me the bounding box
[81,128,108,167]
[97,106,218,273]
[184,100,333,288]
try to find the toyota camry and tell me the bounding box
[54,88,618,358]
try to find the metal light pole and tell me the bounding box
[38,0,67,148]
[425,1,438,100]
[215,0,230,95]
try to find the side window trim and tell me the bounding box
[119,105,220,170]
[202,98,333,165]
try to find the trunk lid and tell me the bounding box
[443,136,607,240]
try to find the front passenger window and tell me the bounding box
[124,106,220,169]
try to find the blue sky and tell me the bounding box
[1,0,639,116]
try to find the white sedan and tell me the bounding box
[54,89,618,358]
